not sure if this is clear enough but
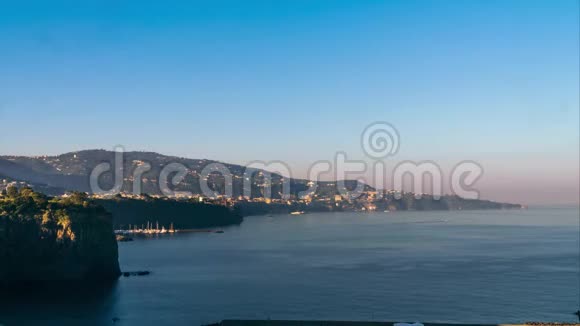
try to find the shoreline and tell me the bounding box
[245,206,531,218]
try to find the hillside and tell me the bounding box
[0,150,367,198]
[0,150,522,212]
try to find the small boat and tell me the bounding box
[290,211,305,215]
[116,234,134,242]
[214,230,225,234]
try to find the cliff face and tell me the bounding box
[97,196,243,230]
[0,188,121,284]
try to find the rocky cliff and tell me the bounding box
[0,187,121,284]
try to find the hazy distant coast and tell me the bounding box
[0,150,522,219]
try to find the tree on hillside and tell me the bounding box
[5,186,18,198]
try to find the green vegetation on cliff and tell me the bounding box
[0,187,121,284]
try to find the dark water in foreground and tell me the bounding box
[1,208,579,325]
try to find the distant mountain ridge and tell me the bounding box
[0,149,366,198]
[0,150,522,211]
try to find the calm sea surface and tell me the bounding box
[2,207,579,325]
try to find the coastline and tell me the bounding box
[244,206,528,218]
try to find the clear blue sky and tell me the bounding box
[0,0,578,204]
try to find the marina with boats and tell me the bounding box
[114,221,226,240]
[115,221,177,235]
